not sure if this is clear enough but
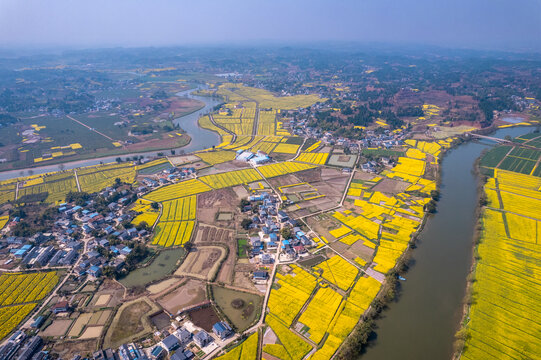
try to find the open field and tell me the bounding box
[175,246,225,280]
[42,319,73,338]
[156,279,206,314]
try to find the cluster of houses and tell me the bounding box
[141,166,197,188]
[87,318,233,360]
[0,184,148,279]
[244,191,314,278]
[0,331,45,360]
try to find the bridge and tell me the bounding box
[468,133,510,143]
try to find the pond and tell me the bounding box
[119,247,185,288]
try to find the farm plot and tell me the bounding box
[152,220,195,247]
[131,199,159,227]
[174,246,226,280]
[327,154,357,168]
[267,265,317,326]
[0,271,59,340]
[196,150,236,165]
[78,163,136,194]
[137,158,172,175]
[161,196,196,221]
[215,331,259,360]
[17,174,77,204]
[258,162,317,178]
[156,279,206,314]
[295,152,329,165]
[462,163,541,360]
[498,156,536,174]
[144,179,211,202]
[297,287,343,343]
[273,143,300,154]
[313,256,358,291]
[199,168,262,189]
[263,314,312,360]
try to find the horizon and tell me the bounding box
[1,0,540,52]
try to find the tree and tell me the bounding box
[115,157,122,163]
[239,198,250,210]
[151,202,159,210]
[241,218,253,230]
[280,227,293,240]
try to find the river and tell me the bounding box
[0,87,221,181]
[359,126,534,360]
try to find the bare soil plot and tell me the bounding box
[150,311,171,330]
[79,326,103,339]
[232,263,260,292]
[147,277,180,295]
[175,246,226,280]
[94,294,111,307]
[42,319,73,337]
[328,154,357,168]
[354,171,378,181]
[188,305,220,332]
[372,178,410,194]
[168,154,200,166]
[156,279,206,314]
[52,339,98,360]
[68,313,93,337]
[197,188,239,227]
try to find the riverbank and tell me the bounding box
[0,87,222,181]
[343,125,536,360]
[454,129,540,360]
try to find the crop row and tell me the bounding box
[161,196,196,222]
[144,179,211,202]
[152,220,195,247]
[258,162,316,178]
[296,152,328,165]
[199,168,262,189]
[0,272,58,306]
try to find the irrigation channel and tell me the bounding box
[359,125,535,360]
[0,87,221,181]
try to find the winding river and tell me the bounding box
[359,126,534,360]
[0,87,221,181]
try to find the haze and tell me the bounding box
[0,0,540,51]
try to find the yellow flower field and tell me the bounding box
[298,287,343,343]
[258,162,316,178]
[313,256,358,291]
[273,143,300,154]
[144,179,211,202]
[295,152,329,165]
[199,168,262,189]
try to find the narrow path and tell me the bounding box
[74,169,81,192]
[292,138,307,160]
[66,115,115,141]
[252,102,260,137]
[209,113,237,144]
[15,181,19,201]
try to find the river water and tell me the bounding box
[0,87,221,181]
[359,126,534,360]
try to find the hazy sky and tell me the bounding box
[1,0,540,51]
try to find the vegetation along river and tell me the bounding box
[359,126,534,360]
[0,86,221,181]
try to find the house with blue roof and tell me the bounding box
[212,321,232,340]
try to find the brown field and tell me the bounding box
[88,310,112,326]
[79,326,103,339]
[197,188,239,226]
[94,294,111,307]
[188,305,221,332]
[372,178,410,194]
[193,225,236,284]
[68,313,92,337]
[156,279,206,314]
[147,277,180,295]
[168,154,201,166]
[52,339,98,360]
[175,246,226,280]
[42,319,73,337]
